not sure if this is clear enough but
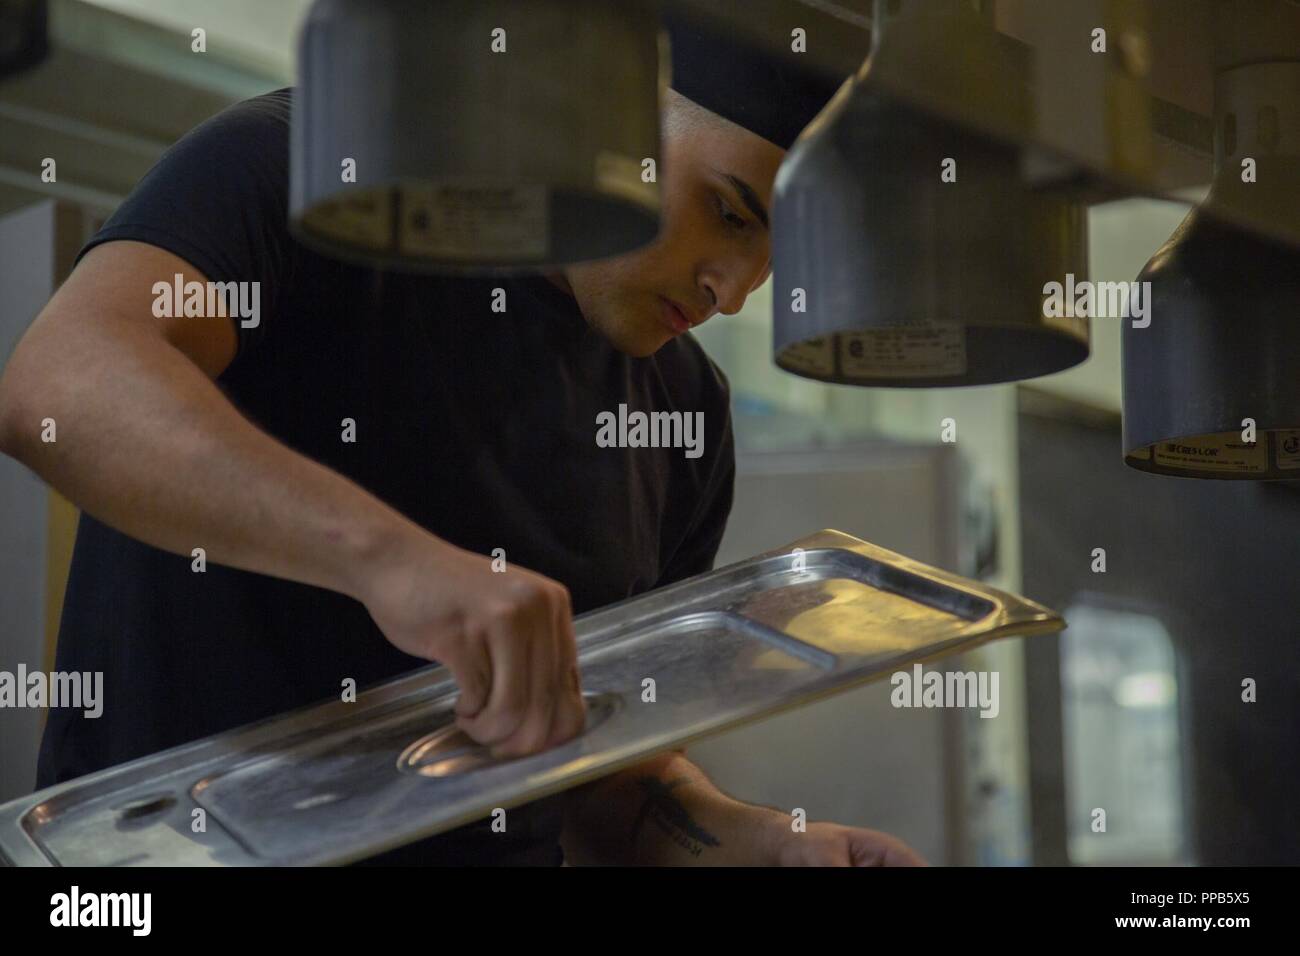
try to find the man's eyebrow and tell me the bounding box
[712,167,769,231]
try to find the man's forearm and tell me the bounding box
[561,751,788,865]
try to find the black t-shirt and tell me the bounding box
[35,88,735,865]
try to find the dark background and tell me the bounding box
[1019,389,1300,865]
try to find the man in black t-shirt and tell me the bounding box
[0,77,923,866]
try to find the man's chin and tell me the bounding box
[580,302,670,357]
[633,334,673,358]
[601,322,667,358]
[623,337,666,358]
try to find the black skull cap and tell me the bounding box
[664,6,852,149]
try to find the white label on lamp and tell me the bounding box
[840,327,967,379]
[1275,430,1300,470]
[399,182,548,259]
[1152,434,1268,474]
[595,150,658,210]
[780,337,835,377]
[306,192,392,250]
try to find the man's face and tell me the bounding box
[547,94,786,357]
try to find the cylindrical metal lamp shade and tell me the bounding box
[1122,210,1300,479]
[291,0,663,273]
[1122,60,1300,479]
[772,79,1090,387]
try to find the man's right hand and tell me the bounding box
[358,531,587,758]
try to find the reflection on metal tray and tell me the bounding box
[0,529,1064,866]
[398,691,624,779]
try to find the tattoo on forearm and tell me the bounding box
[630,776,721,859]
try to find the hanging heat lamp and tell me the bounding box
[290,0,664,273]
[771,0,1090,387]
[1122,59,1300,479]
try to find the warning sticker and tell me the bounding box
[1152,434,1268,474]
[595,150,658,210]
[839,327,967,380]
[1275,430,1300,470]
[779,337,835,377]
[399,182,548,260]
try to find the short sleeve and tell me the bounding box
[72,89,295,367]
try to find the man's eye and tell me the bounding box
[714,194,748,231]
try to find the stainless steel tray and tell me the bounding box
[0,529,1063,866]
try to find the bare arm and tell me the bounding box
[0,239,585,757]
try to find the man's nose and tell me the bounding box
[712,259,771,317]
[708,278,753,318]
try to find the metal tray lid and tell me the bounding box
[0,529,1063,866]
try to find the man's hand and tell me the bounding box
[358,529,587,759]
[767,821,928,867]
